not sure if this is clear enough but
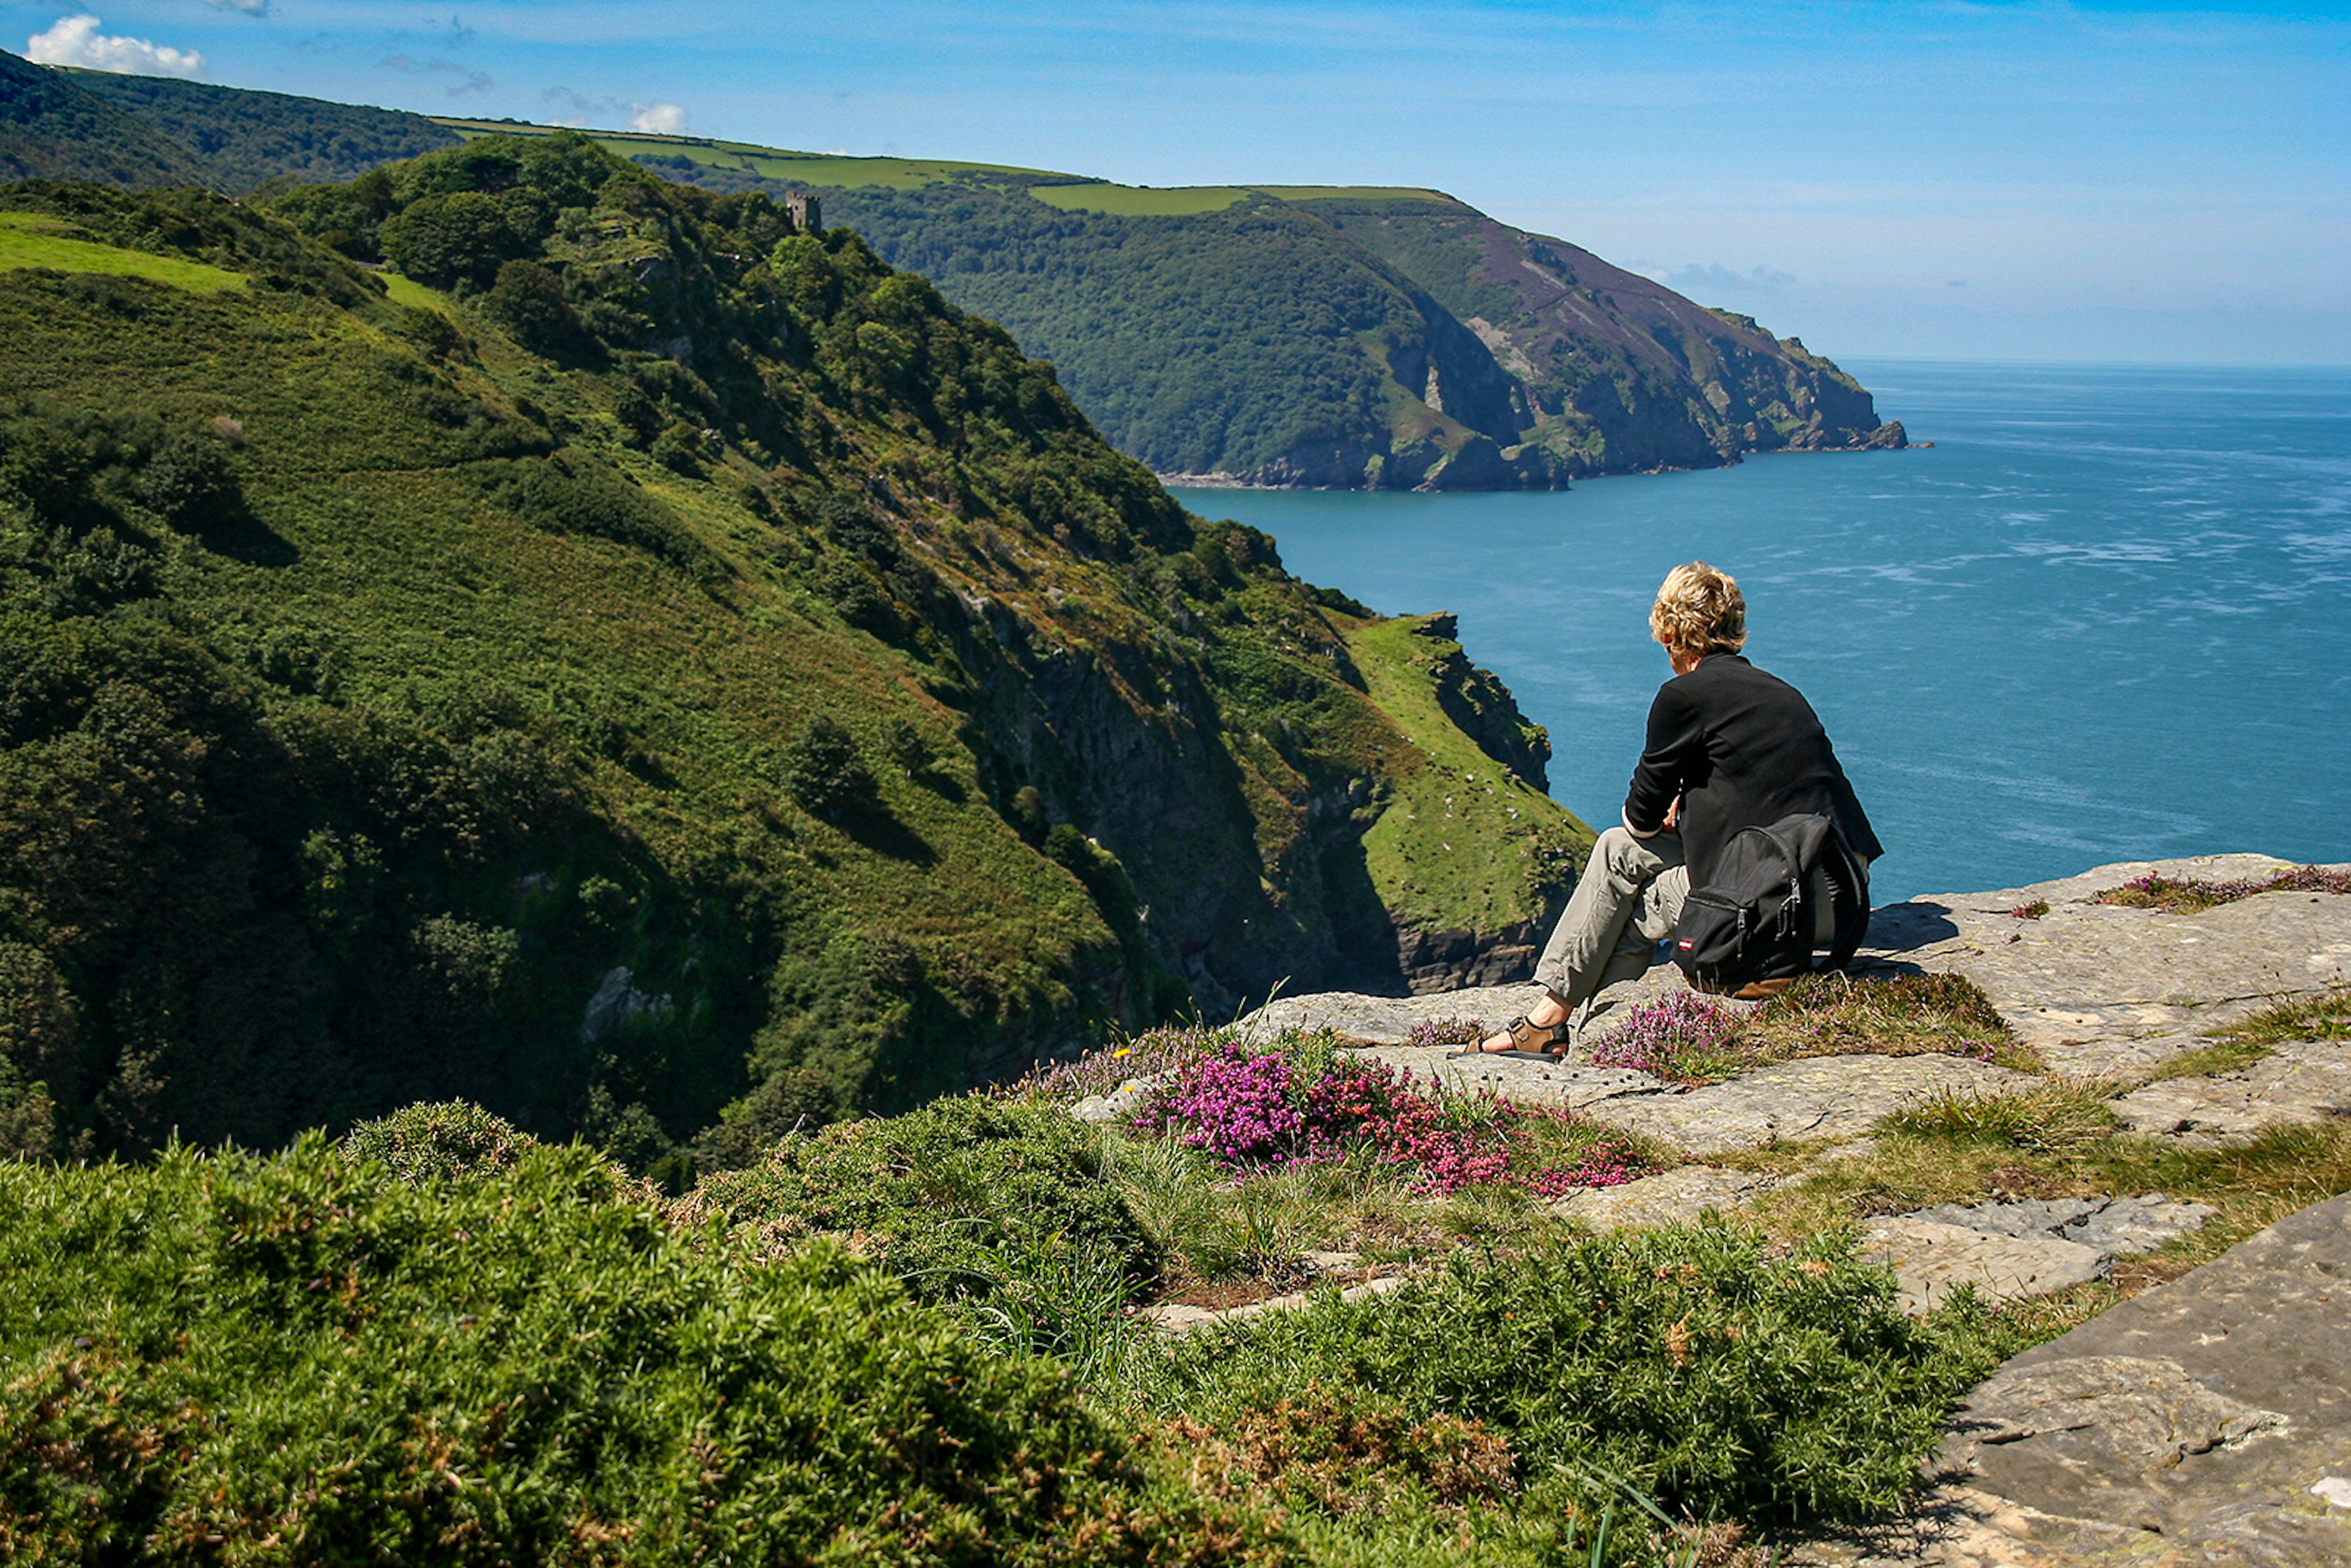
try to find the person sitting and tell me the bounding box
[1466,561,1883,1057]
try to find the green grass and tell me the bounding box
[1878,1081,2120,1155]
[1248,186,1459,203]
[0,212,245,293]
[1344,613,1589,936]
[1744,972,2042,1073]
[2215,986,2351,1047]
[1029,182,1252,216]
[376,269,447,312]
[433,118,1060,189]
[2143,1038,2278,1082]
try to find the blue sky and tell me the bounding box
[12,1,2347,363]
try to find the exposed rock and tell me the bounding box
[1550,1165,1774,1230]
[1862,1218,2109,1313]
[1584,1054,2034,1157]
[1138,1272,1412,1334]
[1857,855,2351,1078]
[1939,1355,2287,1483]
[580,965,673,1046]
[2109,1038,2351,1144]
[1817,1191,2351,1566]
[1243,982,1526,1044]
[1900,1196,2213,1259]
[1393,919,1543,993]
[1069,1076,1162,1123]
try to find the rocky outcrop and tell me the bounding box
[1866,1193,2351,1567]
[1247,855,2351,1564]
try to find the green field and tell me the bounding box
[375,269,446,312]
[1250,185,1458,204]
[0,211,245,292]
[1029,182,1251,216]
[427,118,1464,209]
[432,118,1056,189]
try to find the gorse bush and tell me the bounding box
[675,1095,1164,1312]
[779,714,876,821]
[0,1139,1259,1566]
[339,1098,541,1183]
[1138,1220,2005,1525]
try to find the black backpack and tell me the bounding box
[1671,812,1865,997]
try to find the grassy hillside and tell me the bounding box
[0,137,1587,1179]
[66,69,461,192]
[0,50,458,194]
[0,50,209,189]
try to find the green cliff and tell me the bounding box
[0,135,1588,1177]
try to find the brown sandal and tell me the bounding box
[1448,1015,1568,1059]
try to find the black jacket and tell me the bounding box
[1623,653,1883,895]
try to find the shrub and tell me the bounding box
[132,431,243,532]
[481,258,582,354]
[339,1098,538,1182]
[380,189,531,291]
[489,452,716,576]
[1136,1221,2002,1524]
[2096,864,2351,912]
[780,715,876,820]
[1403,1015,1484,1050]
[674,1094,1163,1310]
[0,1139,1240,1565]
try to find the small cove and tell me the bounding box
[1175,360,2351,902]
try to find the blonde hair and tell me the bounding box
[1649,561,1747,656]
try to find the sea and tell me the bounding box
[1172,360,2351,904]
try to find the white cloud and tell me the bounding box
[630,102,687,135]
[27,15,206,78]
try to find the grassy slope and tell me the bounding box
[0,212,246,291]
[0,152,1585,1172]
[0,49,211,189]
[1344,616,1584,936]
[64,68,463,192]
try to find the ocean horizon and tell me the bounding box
[1174,358,2351,905]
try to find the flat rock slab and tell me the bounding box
[1863,1218,2109,1313]
[1901,1190,2351,1566]
[1242,985,1532,1045]
[1901,1196,2214,1260]
[2109,1038,2351,1144]
[1138,1272,1411,1334]
[1859,855,2351,1078]
[1582,1053,2034,1156]
[1242,965,1706,1052]
[1349,1043,1667,1110]
[1550,1165,1773,1230]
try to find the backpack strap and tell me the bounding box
[1819,825,1872,972]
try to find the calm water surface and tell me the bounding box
[1174,361,2351,902]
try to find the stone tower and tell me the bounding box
[785,192,822,235]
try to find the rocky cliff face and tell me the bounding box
[1302,198,1906,479]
